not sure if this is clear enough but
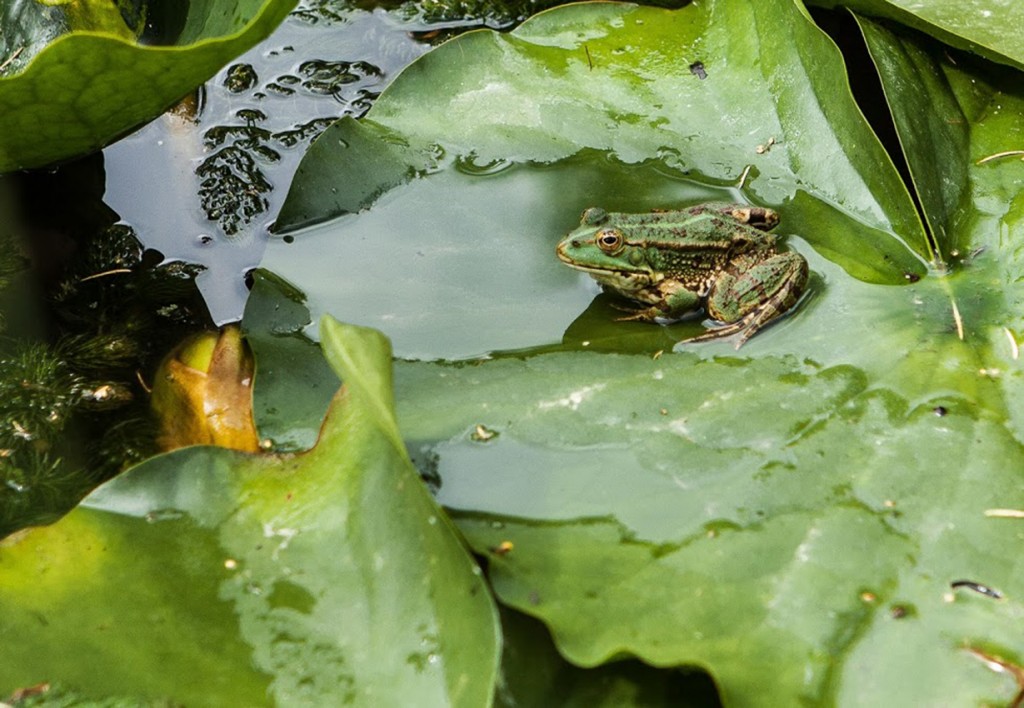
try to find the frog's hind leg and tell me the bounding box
[692,252,809,348]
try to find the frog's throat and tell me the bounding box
[593,270,660,293]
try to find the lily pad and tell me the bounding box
[0,0,296,173]
[809,0,1024,71]
[394,335,1024,705]
[0,318,500,705]
[242,270,338,452]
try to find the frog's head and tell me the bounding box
[556,207,655,283]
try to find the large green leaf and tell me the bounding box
[0,318,500,705]
[854,16,969,260]
[394,339,1024,705]
[809,0,1024,71]
[0,0,296,173]
[261,1,1024,705]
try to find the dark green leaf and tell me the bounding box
[809,0,1024,71]
[854,16,969,259]
[276,117,437,231]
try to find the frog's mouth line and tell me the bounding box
[563,262,624,276]
[556,249,625,276]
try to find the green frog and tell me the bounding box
[555,202,808,348]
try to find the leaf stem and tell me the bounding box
[0,47,24,74]
[976,150,1024,165]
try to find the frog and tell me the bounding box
[555,202,808,348]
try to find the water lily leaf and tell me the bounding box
[0,318,500,706]
[394,337,1024,705]
[857,14,1024,269]
[0,0,296,173]
[270,0,929,362]
[366,0,924,248]
[277,116,437,231]
[809,0,1024,71]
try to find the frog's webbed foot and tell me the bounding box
[609,301,664,322]
[613,307,659,323]
[682,317,759,349]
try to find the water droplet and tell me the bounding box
[454,154,513,176]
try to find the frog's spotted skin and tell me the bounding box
[555,203,809,348]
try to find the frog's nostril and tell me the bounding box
[572,239,581,248]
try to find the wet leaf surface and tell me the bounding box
[810,0,1024,70]
[0,319,500,705]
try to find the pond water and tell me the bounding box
[103,6,429,324]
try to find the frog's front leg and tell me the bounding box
[614,281,702,322]
[691,252,808,348]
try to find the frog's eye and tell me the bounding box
[596,228,624,254]
[581,207,608,226]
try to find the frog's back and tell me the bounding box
[618,210,767,283]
